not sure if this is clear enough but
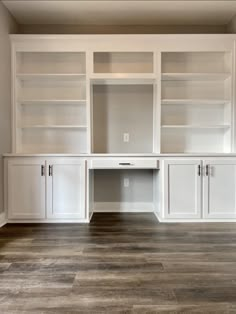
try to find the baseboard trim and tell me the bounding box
[7,219,90,224]
[154,212,236,223]
[0,212,7,227]
[94,202,154,213]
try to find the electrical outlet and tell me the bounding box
[123,133,129,142]
[124,178,129,188]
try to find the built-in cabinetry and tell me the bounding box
[3,34,236,224]
[163,159,236,220]
[15,52,88,153]
[203,160,236,218]
[7,158,87,221]
[8,158,46,219]
[161,52,232,153]
[163,159,201,219]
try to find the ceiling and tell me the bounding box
[2,0,236,26]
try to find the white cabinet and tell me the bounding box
[8,158,46,219]
[163,160,202,219]
[47,159,86,219]
[203,160,236,218]
[7,158,86,221]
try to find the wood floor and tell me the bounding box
[1,214,236,313]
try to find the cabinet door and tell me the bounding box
[203,160,236,218]
[47,159,86,219]
[8,159,46,219]
[163,160,202,219]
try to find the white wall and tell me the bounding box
[0,2,18,213]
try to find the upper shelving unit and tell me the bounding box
[11,35,235,156]
[161,51,232,154]
[15,52,88,154]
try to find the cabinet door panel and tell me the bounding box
[47,159,86,219]
[203,160,236,218]
[8,159,46,219]
[164,160,201,219]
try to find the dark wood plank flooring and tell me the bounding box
[1,213,236,313]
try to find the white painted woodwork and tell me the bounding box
[203,160,236,218]
[47,159,86,219]
[11,35,234,155]
[163,160,202,219]
[8,158,46,219]
[4,34,236,223]
[90,158,159,169]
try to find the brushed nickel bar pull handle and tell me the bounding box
[206,165,209,176]
[41,165,45,176]
[49,165,53,176]
[119,163,133,166]
[198,165,201,176]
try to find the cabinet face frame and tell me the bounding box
[7,158,46,219]
[46,158,86,219]
[163,159,202,219]
[203,159,236,219]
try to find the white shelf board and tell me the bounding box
[161,124,231,129]
[16,73,86,81]
[20,125,87,129]
[161,73,231,81]
[19,99,87,105]
[91,73,155,85]
[161,99,230,106]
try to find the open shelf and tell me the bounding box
[161,125,230,129]
[16,52,86,74]
[161,73,231,81]
[161,127,231,154]
[91,76,155,85]
[18,80,86,101]
[162,52,231,73]
[93,52,154,74]
[19,99,86,105]
[161,99,230,106]
[17,73,86,81]
[20,125,87,129]
[19,128,87,154]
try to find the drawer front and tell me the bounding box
[90,159,159,169]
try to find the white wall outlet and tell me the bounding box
[123,133,129,142]
[124,178,129,188]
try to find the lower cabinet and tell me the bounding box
[8,158,46,220]
[163,159,202,219]
[203,160,236,219]
[7,157,236,222]
[7,158,86,221]
[164,159,236,220]
[46,159,86,219]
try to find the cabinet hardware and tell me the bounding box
[119,163,133,166]
[198,165,201,176]
[49,165,53,176]
[206,165,209,176]
[41,165,45,176]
